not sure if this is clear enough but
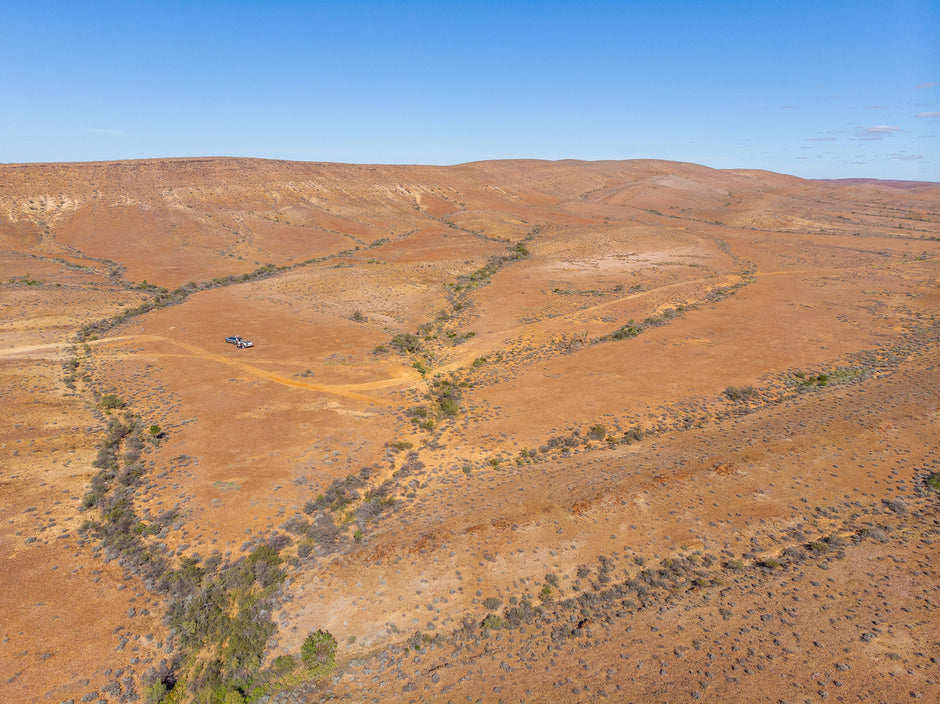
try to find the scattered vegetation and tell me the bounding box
[77,248,375,342]
[705,269,756,302]
[603,307,685,343]
[793,370,829,387]
[428,373,465,417]
[78,395,337,703]
[794,366,872,389]
[8,272,43,286]
[383,235,536,375]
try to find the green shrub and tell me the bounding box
[927,471,940,495]
[220,689,245,704]
[481,614,505,630]
[272,654,296,675]
[143,682,167,704]
[439,396,459,416]
[99,393,126,410]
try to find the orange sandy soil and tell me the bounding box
[0,259,167,703]
[0,158,938,703]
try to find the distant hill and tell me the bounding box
[817,177,940,191]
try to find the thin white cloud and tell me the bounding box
[917,111,940,118]
[856,125,902,140]
[888,152,923,161]
[915,82,939,89]
[806,137,836,142]
[864,105,888,109]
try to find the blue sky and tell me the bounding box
[1,1,937,179]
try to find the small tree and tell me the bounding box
[301,629,337,667]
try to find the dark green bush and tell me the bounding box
[390,333,422,353]
[622,426,643,444]
[609,322,642,340]
[724,386,755,402]
[297,541,314,559]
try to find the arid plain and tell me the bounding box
[1,158,938,703]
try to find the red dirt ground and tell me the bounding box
[1,158,937,703]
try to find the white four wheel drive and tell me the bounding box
[225,335,254,349]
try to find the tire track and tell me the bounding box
[98,335,391,403]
